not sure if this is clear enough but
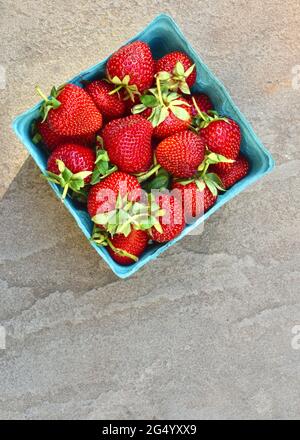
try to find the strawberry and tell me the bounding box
[106,41,155,98]
[84,80,126,120]
[107,229,149,265]
[33,119,95,151]
[46,144,95,199]
[91,226,149,265]
[36,84,103,136]
[87,171,141,220]
[199,118,241,172]
[155,51,196,94]
[187,93,213,117]
[133,84,192,139]
[172,181,217,221]
[152,98,192,139]
[155,130,205,178]
[150,193,185,243]
[211,154,249,189]
[102,114,153,174]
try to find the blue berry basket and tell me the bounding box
[12,14,274,278]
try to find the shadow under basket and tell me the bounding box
[12,14,275,278]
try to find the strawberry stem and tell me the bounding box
[156,77,165,107]
[106,237,138,262]
[35,86,49,102]
[137,164,161,182]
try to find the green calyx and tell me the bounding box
[132,76,190,127]
[108,75,140,102]
[36,85,63,122]
[191,96,229,130]
[156,62,195,95]
[91,137,118,185]
[91,226,138,262]
[31,120,42,144]
[174,150,233,197]
[91,193,164,237]
[43,159,92,200]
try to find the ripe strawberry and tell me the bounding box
[155,51,196,93]
[152,98,192,138]
[211,154,249,189]
[84,80,126,120]
[172,181,217,221]
[87,171,141,220]
[150,193,185,243]
[132,86,192,139]
[34,120,95,151]
[107,229,149,265]
[36,84,103,136]
[156,130,205,178]
[46,144,95,199]
[102,115,153,174]
[106,41,155,97]
[200,118,241,171]
[187,93,213,117]
[47,144,95,180]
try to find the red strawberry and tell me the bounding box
[211,154,249,189]
[150,193,185,243]
[102,115,153,174]
[156,130,205,178]
[36,84,103,136]
[155,51,196,93]
[87,171,141,220]
[107,229,149,265]
[152,97,192,139]
[200,118,241,171]
[172,181,217,221]
[132,88,192,139]
[47,144,95,180]
[187,93,213,117]
[106,41,155,97]
[84,80,126,120]
[34,120,95,151]
[46,144,95,199]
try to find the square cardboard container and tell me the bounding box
[12,14,275,278]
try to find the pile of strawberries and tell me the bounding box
[34,41,249,265]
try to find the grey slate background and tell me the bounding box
[0,0,300,419]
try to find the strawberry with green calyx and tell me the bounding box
[91,192,164,238]
[150,193,185,243]
[36,83,103,136]
[32,119,95,151]
[172,151,234,219]
[132,76,191,139]
[45,143,95,200]
[87,171,142,233]
[191,97,241,171]
[84,79,126,120]
[90,137,118,185]
[210,154,250,189]
[91,226,149,265]
[106,41,155,101]
[155,51,196,94]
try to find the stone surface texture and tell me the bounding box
[0,0,300,420]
